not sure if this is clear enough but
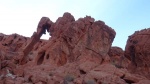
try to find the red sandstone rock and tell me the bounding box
[15,77,25,84]
[0,12,150,83]
[84,64,148,84]
[133,80,150,84]
[4,78,15,84]
[0,34,29,52]
[125,28,150,79]
[20,17,52,64]
[108,46,130,68]
[34,13,116,68]
[0,33,47,83]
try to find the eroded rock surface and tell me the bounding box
[34,12,116,67]
[20,17,52,64]
[108,46,130,68]
[0,12,149,84]
[0,34,47,83]
[125,28,150,79]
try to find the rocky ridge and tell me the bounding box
[0,12,150,84]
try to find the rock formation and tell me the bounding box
[0,12,150,84]
[34,12,116,67]
[20,17,52,64]
[0,33,47,82]
[125,28,150,79]
[108,46,130,68]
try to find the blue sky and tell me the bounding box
[0,0,150,49]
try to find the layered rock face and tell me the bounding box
[125,28,150,79]
[0,13,150,84]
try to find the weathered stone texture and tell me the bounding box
[125,28,150,79]
[0,13,149,83]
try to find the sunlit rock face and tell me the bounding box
[125,28,150,79]
[0,12,150,84]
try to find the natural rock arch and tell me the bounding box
[20,17,52,64]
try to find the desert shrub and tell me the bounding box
[85,80,96,84]
[49,72,53,76]
[111,60,123,68]
[64,74,75,82]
